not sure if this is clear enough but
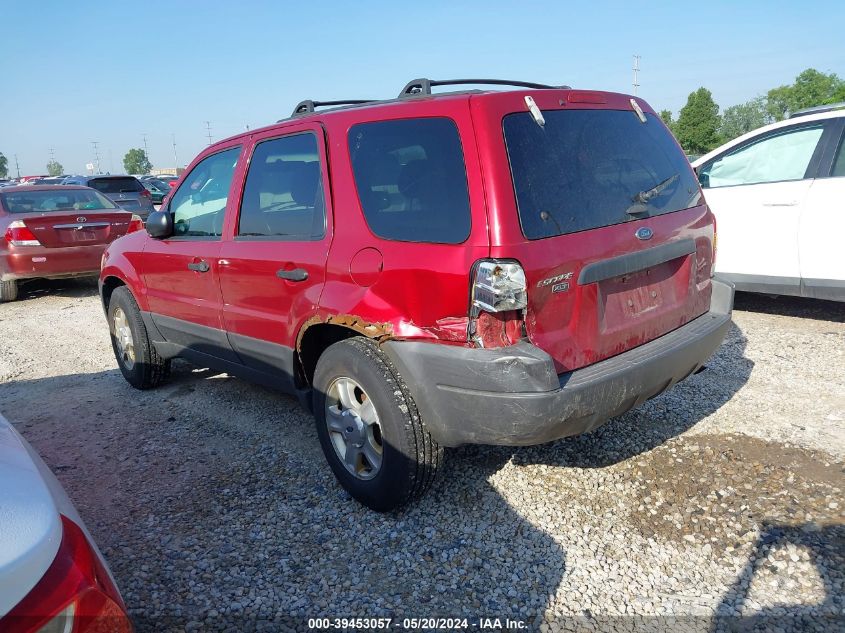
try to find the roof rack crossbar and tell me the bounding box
[788,102,845,119]
[291,99,375,117]
[399,78,568,98]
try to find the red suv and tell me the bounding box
[100,79,733,511]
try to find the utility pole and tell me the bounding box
[142,133,149,158]
[632,54,641,96]
[49,147,55,162]
[91,141,101,174]
[204,121,213,145]
[172,133,179,173]
[14,154,20,179]
[108,149,114,174]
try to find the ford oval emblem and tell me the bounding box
[635,227,654,241]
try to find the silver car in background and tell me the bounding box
[62,175,155,220]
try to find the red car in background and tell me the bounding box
[0,186,144,302]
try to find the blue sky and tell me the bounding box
[2,1,843,176]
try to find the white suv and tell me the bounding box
[693,105,845,301]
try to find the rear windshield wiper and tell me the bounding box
[627,173,679,215]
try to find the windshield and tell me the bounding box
[503,110,701,239]
[1,188,118,213]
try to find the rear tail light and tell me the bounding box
[469,260,527,348]
[0,516,132,633]
[139,188,151,199]
[127,215,144,234]
[4,220,41,247]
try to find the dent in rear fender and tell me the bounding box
[304,281,471,347]
[295,312,395,353]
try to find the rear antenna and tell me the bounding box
[524,95,545,127]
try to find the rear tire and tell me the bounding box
[313,337,442,511]
[0,280,18,302]
[107,286,170,389]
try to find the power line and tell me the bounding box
[91,141,101,174]
[632,54,641,96]
[172,133,179,171]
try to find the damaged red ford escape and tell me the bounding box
[99,78,733,510]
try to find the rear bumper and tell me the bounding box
[1,245,104,281]
[383,277,734,447]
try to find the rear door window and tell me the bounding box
[503,110,701,239]
[88,177,143,194]
[348,117,471,244]
[237,133,325,240]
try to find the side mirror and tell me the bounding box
[146,210,173,239]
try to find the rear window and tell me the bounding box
[503,110,701,239]
[1,189,118,213]
[349,117,471,244]
[88,177,143,194]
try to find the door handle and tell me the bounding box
[188,260,210,273]
[276,268,308,282]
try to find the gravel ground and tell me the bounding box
[0,280,842,632]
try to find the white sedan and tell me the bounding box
[693,105,845,301]
[0,413,132,632]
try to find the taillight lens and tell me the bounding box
[469,259,527,348]
[471,260,527,312]
[0,516,132,633]
[4,220,41,247]
[126,215,144,234]
[139,188,151,199]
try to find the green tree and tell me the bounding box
[658,109,676,134]
[123,148,152,175]
[46,160,64,176]
[719,97,768,142]
[0,152,8,179]
[674,88,721,154]
[766,68,845,120]
[766,85,792,121]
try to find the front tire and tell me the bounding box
[313,337,442,511]
[0,280,18,302]
[108,286,170,389]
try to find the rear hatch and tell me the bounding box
[480,92,715,373]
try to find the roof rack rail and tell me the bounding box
[398,78,568,98]
[291,99,375,117]
[789,102,845,118]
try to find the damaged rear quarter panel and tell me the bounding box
[302,102,492,347]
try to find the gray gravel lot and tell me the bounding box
[0,281,842,632]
